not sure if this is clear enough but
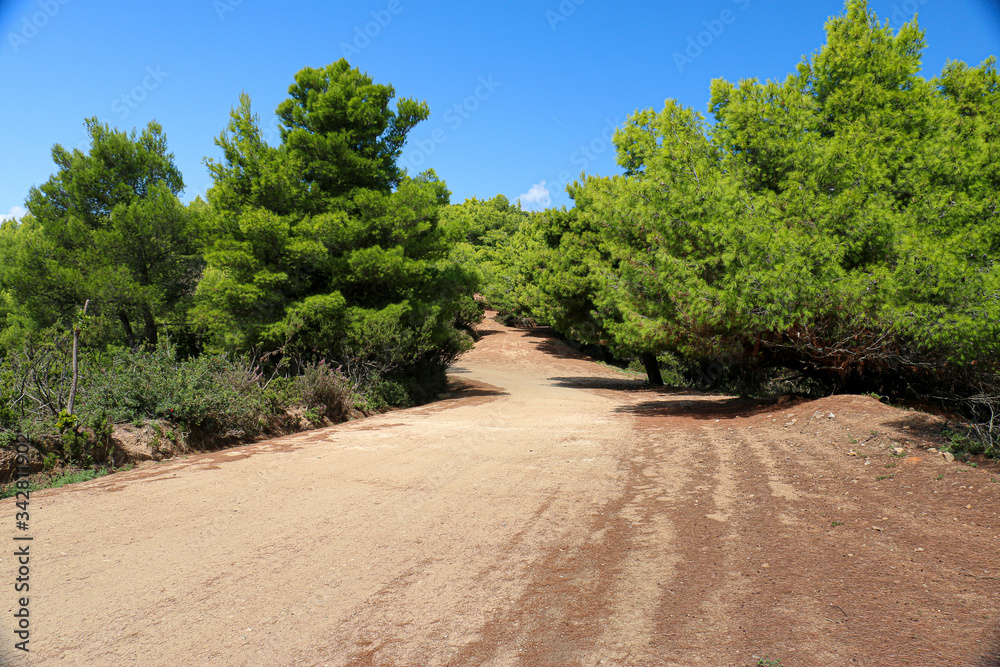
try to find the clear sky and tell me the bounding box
[1,0,999,220]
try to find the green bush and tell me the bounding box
[361,378,412,411]
[495,311,537,328]
[942,423,999,460]
[0,332,369,469]
[294,361,355,422]
[77,340,269,437]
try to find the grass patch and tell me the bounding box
[0,464,133,499]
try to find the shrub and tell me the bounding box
[78,341,270,438]
[294,361,355,422]
[495,311,537,328]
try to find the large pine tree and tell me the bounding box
[193,60,477,398]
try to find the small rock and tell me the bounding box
[828,412,836,419]
[941,451,956,463]
[848,450,858,457]
[893,447,905,455]
[928,448,938,453]
[966,504,972,509]
[915,548,924,552]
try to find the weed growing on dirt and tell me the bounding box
[0,464,133,498]
[757,657,783,667]
[48,468,105,488]
[0,481,37,500]
[940,423,999,460]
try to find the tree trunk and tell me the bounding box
[118,310,136,349]
[641,351,664,386]
[67,300,89,416]
[141,304,158,349]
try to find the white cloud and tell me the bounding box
[518,181,551,210]
[0,206,26,222]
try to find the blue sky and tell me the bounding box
[1,0,998,219]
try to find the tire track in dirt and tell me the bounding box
[446,435,678,666]
[621,397,777,666]
[623,393,1000,666]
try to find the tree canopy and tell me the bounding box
[0,59,481,413]
[1,118,195,350]
[192,60,477,399]
[490,0,999,403]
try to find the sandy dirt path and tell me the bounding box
[4,316,1000,666]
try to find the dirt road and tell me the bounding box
[6,317,1000,666]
